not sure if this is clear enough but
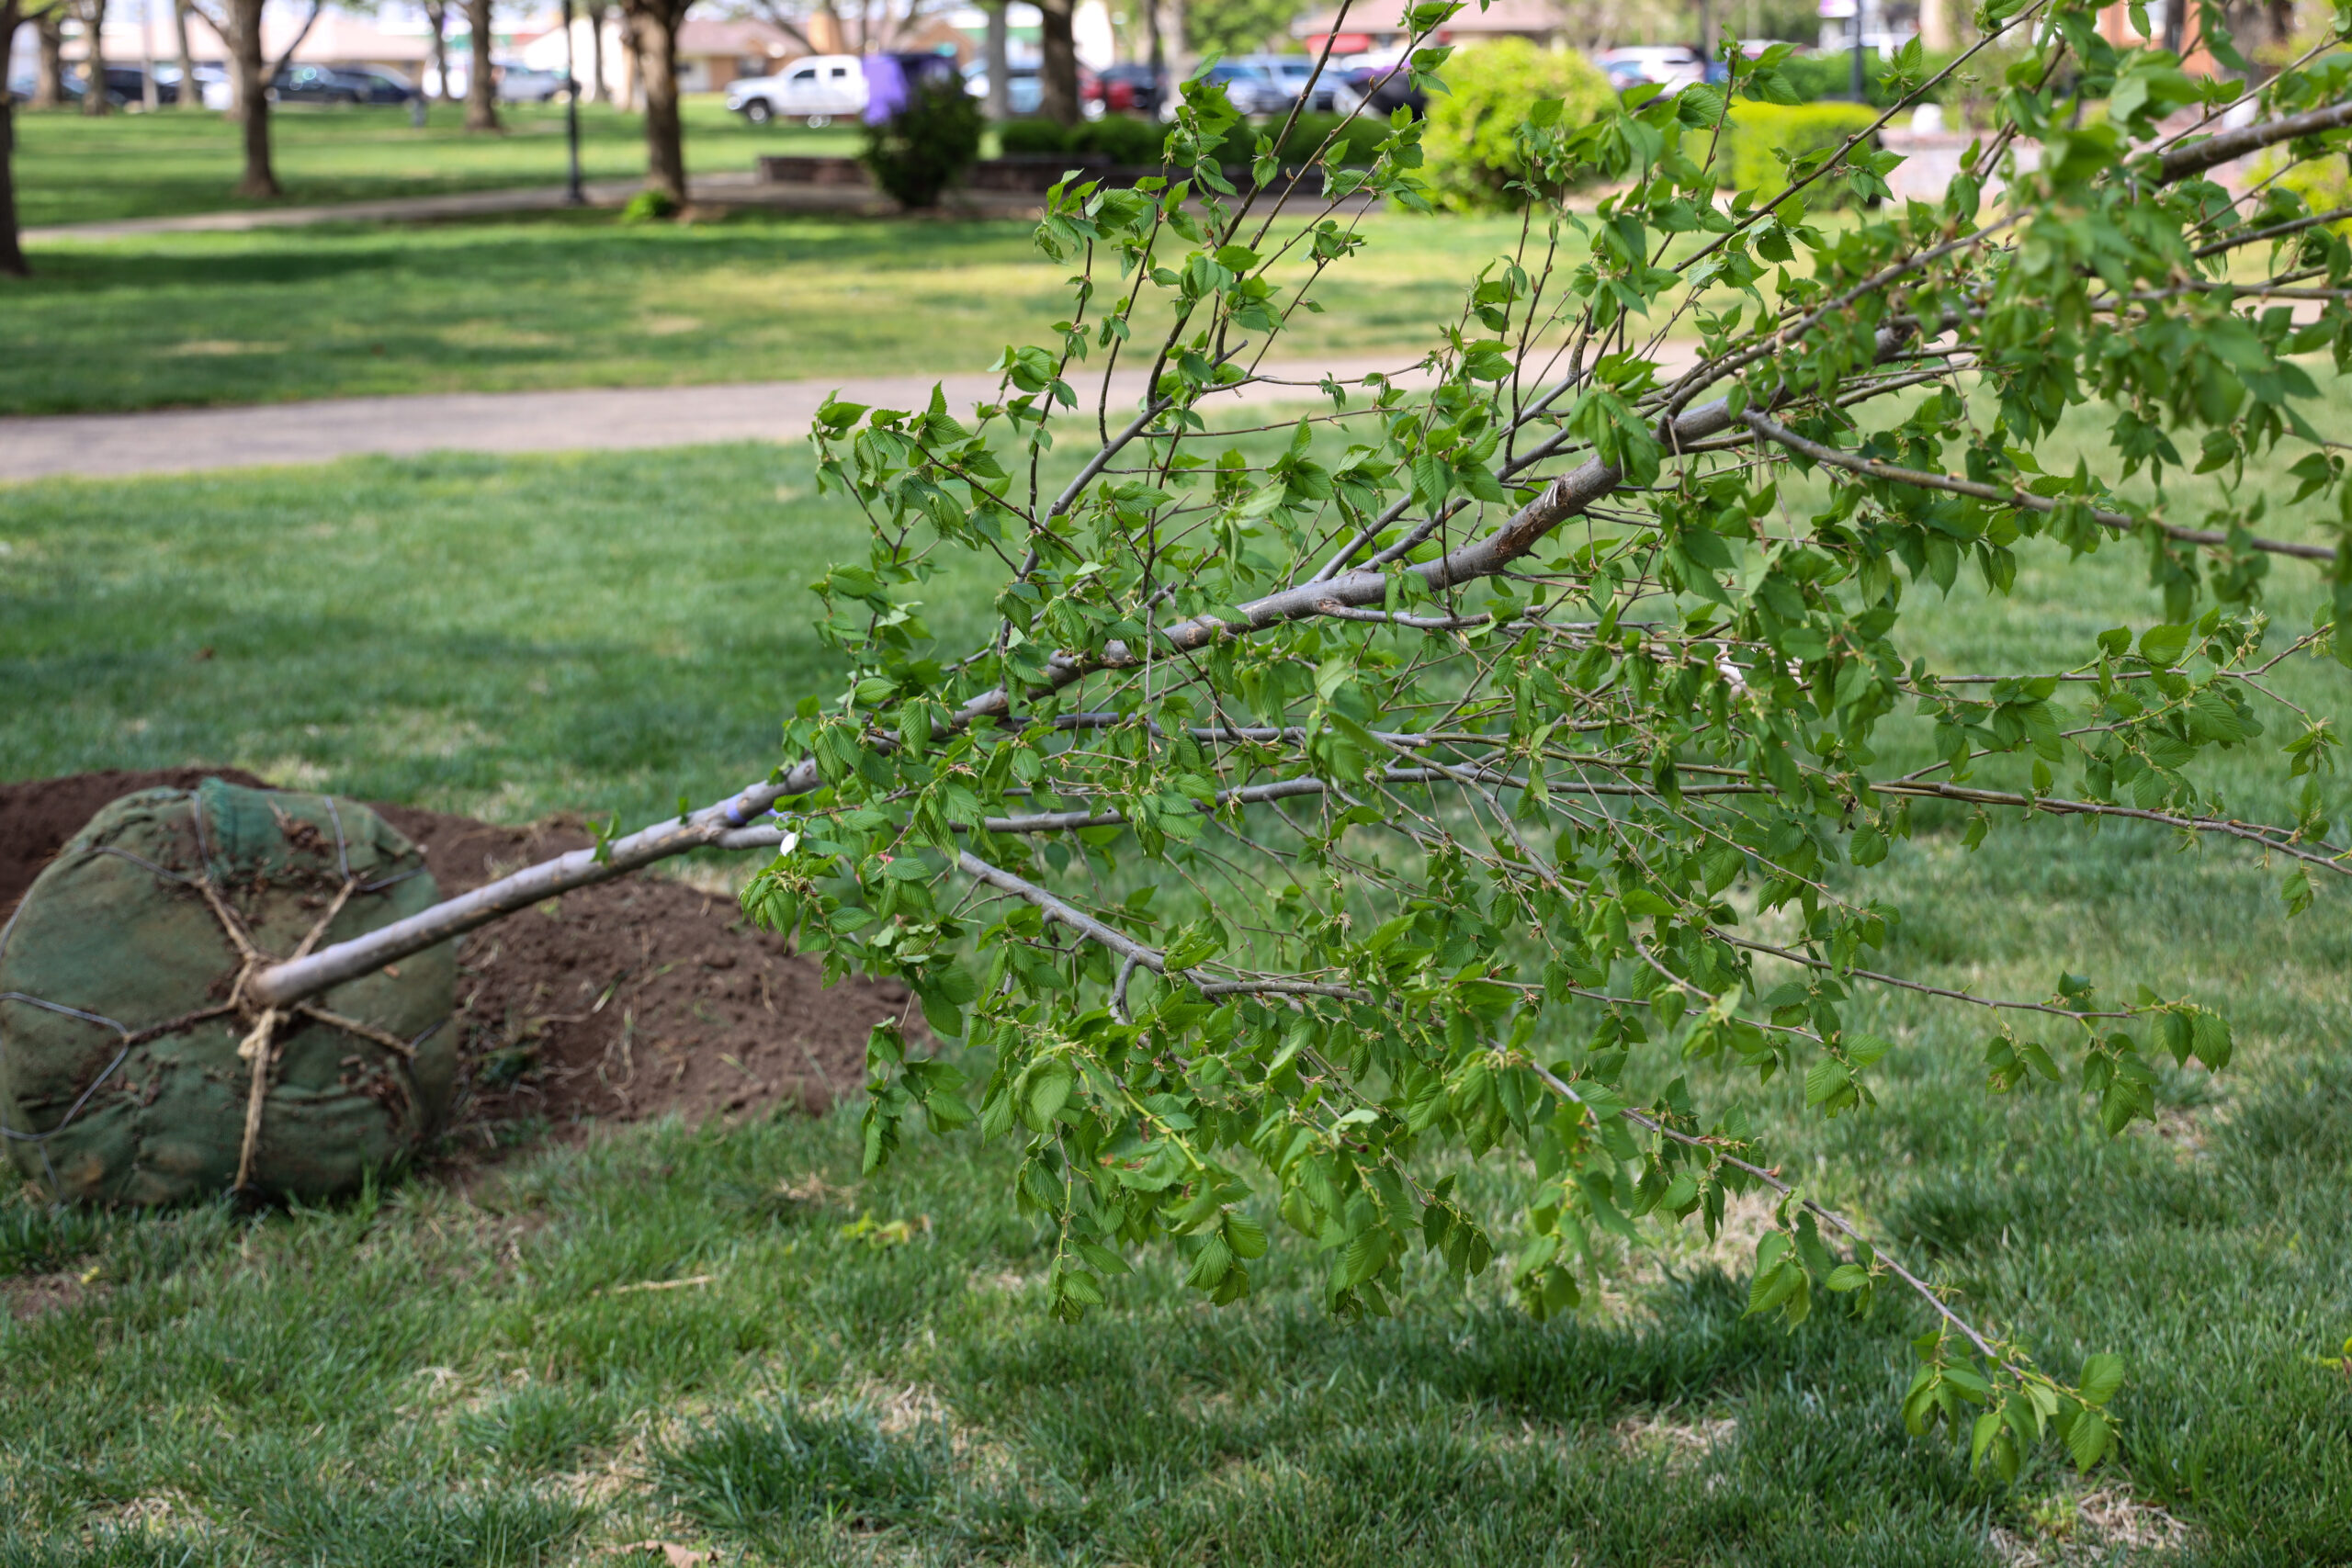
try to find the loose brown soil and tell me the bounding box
[3,771,909,1160]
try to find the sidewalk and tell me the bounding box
[0,359,1431,482]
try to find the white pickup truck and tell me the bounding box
[725,54,865,126]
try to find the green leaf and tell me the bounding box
[2078,1353,2126,1407]
[1804,1055,1850,1107]
[2138,624,2192,667]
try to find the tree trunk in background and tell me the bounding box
[1,0,28,277]
[624,0,686,202]
[1164,0,1190,100]
[1140,0,1164,115]
[423,0,452,101]
[982,0,1008,119]
[1693,0,1715,65]
[220,0,277,195]
[1039,0,1078,127]
[586,2,608,103]
[32,6,65,105]
[77,0,107,115]
[1919,0,1955,51]
[463,0,499,130]
[172,0,195,108]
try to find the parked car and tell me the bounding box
[495,65,570,103]
[1197,58,1287,116]
[18,63,170,107]
[729,52,865,125]
[1331,55,1427,119]
[1255,55,1340,113]
[266,64,417,104]
[1096,61,1161,116]
[960,60,1102,119]
[1595,45,1707,96]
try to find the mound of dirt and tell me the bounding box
[0,766,269,915]
[2,772,909,1162]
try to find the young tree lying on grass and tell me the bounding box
[252,0,2352,1480]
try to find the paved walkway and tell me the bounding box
[0,359,1443,482]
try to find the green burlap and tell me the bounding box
[0,779,456,1204]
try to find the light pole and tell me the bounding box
[562,0,585,205]
[1849,0,1867,103]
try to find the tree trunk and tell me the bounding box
[33,6,66,106]
[1039,0,1079,127]
[586,2,607,104]
[224,0,276,196]
[1694,0,1715,66]
[1,3,27,277]
[1919,0,1955,51]
[464,0,499,130]
[620,17,639,111]
[983,0,1009,119]
[172,0,194,109]
[1141,0,1164,115]
[424,0,451,101]
[629,3,684,202]
[78,0,107,115]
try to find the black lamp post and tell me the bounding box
[1849,0,1867,102]
[562,0,585,206]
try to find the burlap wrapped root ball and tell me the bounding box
[0,778,456,1204]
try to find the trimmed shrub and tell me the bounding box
[1069,113,1168,166]
[863,76,987,208]
[997,117,1069,157]
[1716,101,1879,207]
[1771,48,1962,107]
[619,189,679,224]
[1197,108,1406,176]
[1422,39,1613,211]
[1278,110,1391,165]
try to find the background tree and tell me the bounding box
[421,0,455,102]
[981,0,1010,119]
[28,4,67,106]
[737,0,956,56]
[1038,0,1078,124]
[1182,0,1291,57]
[462,0,499,130]
[583,0,610,102]
[188,0,325,198]
[170,0,196,109]
[1,0,69,277]
[620,0,693,203]
[72,0,106,115]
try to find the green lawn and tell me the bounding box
[1,426,2346,1563]
[8,99,861,230]
[0,203,1566,415]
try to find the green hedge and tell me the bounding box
[997,118,1071,157]
[1001,110,1385,170]
[1770,48,1963,107]
[1714,101,1880,206]
[1422,39,1613,212]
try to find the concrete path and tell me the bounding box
[20,170,1042,243]
[0,358,1442,482]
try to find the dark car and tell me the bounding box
[268,64,413,105]
[1096,62,1161,115]
[1339,60,1427,118]
[17,63,175,106]
[1197,60,1287,116]
[334,68,419,103]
